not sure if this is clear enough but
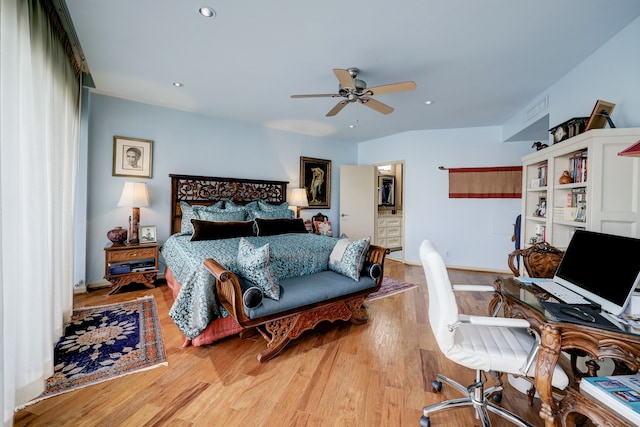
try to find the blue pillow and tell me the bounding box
[252,209,294,220]
[328,237,371,281]
[196,207,246,222]
[237,238,280,301]
[258,200,288,211]
[223,200,253,212]
[179,201,224,234]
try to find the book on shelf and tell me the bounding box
[580,375,640,425]
[108,262,131,275]
[108,258,155,275]
[569,151,588,183]
[131,266,157,272]
[534,224,546,242]
[537,162,548,186]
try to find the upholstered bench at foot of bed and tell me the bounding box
[254,293,370,363]
[240,271,376,319]
[203,244,388,363]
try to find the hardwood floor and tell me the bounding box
[14,260,545,426]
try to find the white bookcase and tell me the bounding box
[520,128,640,251]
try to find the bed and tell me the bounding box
[162,174,344,347]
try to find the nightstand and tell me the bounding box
[104,242,159,294]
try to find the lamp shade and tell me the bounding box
[618,140,640,157]
[117,182,150,207]
[289,188,309,207]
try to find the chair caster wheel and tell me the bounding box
[420,415,431,427]
[492,392,503,403]
[431,379,442,392]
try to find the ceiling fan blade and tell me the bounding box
[359,97,394,114]
[333,69,355,90]
[291,93,340,98]
[366,81,417,96]
[326,100,349,117]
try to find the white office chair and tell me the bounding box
[419,240,569,427]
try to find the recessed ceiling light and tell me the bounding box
[424,100,433,105]
[199,7,216,18]
[172,82,184,87]
[349,124,355,128]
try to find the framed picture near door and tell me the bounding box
[300,156,331,209]
[378,175,395,206]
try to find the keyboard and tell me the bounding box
[533,280,593,305]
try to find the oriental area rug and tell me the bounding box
[366,276,418,301]
[26,296,167,406]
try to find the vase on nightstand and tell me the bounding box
[107,227,127,245]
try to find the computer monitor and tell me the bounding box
[554,230,640,315]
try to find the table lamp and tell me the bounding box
[289,188,309,218]
[117,182,150,244]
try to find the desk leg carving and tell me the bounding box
[585,359,600,377]
[537,323,562,427]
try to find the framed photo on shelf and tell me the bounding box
[534,197,547,218]
[300,156,331,209]
[112,136,153,178]
[575,202,587,222]
[139,225,157,243]
[585,100,616,132]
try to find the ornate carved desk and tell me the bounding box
[493,277,640,427]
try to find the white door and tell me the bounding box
[339,165,376,240]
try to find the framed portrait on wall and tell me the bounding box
[112,136,153,178]
[300,156,331,209]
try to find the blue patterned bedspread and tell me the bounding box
[160,233,339,339]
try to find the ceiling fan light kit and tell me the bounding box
[291,67,416,117]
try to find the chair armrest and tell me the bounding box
[452,314,530,329]
[451,314,540,376]
[452,284,495,292]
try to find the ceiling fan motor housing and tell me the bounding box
[339,79,367,93]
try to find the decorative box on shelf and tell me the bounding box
[549,117,589,144]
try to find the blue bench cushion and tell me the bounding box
[240,270,377,319]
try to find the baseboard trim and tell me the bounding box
[87,281,111,290]
[402,260,510,275]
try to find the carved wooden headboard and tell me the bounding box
[169,174,289,235]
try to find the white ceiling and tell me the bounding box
[64,0,640,142]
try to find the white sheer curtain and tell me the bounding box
[1,0,80,425]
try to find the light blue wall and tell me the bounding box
[360,15,640,271]
[545,16,640,132]
[503,16,640,142]
[358,128,531,270]
[86,94,355,284]
[84,16,640,284]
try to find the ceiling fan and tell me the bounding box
[291,67,417,117]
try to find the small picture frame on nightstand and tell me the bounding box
[139,225,157,243]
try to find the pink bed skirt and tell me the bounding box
[165,267,244,347]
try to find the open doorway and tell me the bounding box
[375,161,404,261]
